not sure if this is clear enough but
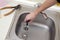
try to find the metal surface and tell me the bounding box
[15,13,55,40]
[5,4,55,40]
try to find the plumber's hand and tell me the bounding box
[24,12,38,23]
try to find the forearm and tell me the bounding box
[33,0,57,14]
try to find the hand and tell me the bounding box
[24,12,38,23]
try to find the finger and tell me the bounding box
[24,18,31,22]
[26,20,31,22]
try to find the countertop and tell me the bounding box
[0,2,16,40]
[0,0,60,40]
[0,13,15,40]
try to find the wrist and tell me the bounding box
[33,10,40,15]
[31,11,38,16]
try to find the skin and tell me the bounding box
[24,0,57,22]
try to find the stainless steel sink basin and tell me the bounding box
[15,13,55,40]
[5,4,55,40]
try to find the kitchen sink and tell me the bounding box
[5,4,56,40]
[15,13,55,40]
